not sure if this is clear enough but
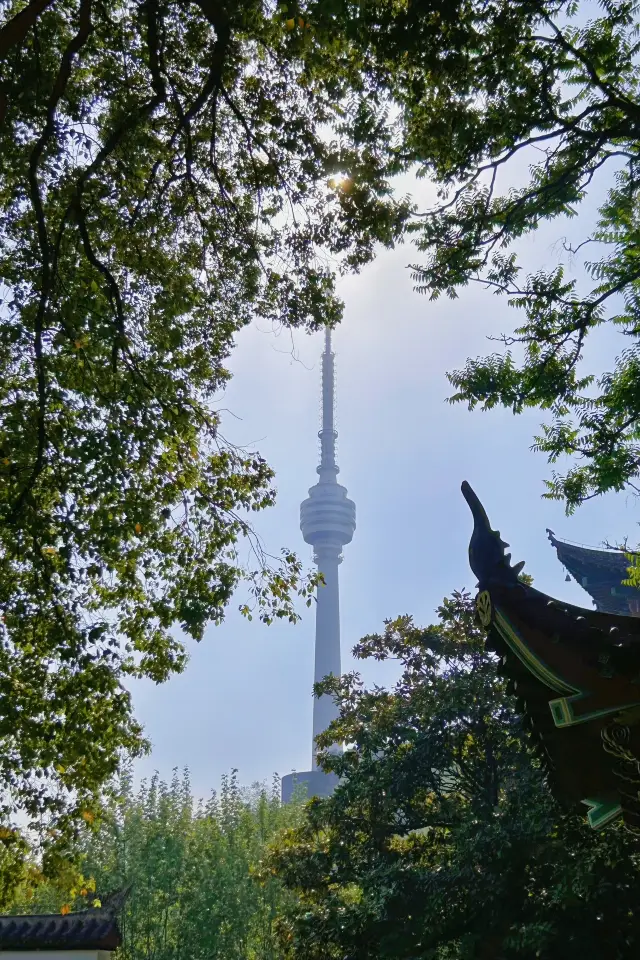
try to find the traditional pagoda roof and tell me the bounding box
[0,888,129,952]
[462,481,640,836]
[547,529,640,615]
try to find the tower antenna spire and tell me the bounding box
[318,328,338,482]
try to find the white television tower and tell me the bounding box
[281,329,356,802]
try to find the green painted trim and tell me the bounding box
[582,798,622,829]
[493,609,578,695]
[549,693,640,728]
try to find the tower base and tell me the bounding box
[281,769,339,804]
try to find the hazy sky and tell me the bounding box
[130,159,638,802]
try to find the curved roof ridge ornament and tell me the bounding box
[100,885,132,915]
[461,481,525,585]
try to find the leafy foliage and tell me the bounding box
[0,0,410,879]
[269,591,640,959]
[302,0,640,512]
[403,0,640,512]
[11,767,304,960]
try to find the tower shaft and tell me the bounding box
[312,548,342,769]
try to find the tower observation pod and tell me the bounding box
[281,329,356,803]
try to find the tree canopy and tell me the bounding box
[269,592,640,959]
[298,0,640,513]
[0,0,409,877]
[344,0,640,513]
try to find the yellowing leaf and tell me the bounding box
[60,904,71,916]
[80,888,88,897]
[285,18,295,29]
[81,810,95,823]
[56,765,65,774]
[134,522,142,534]
[298,17,304,27]
[92,898,101,908]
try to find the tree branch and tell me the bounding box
[11,0,94,521]
[0,0,56,58]
[73,198,126,370]
[540,14,640,123]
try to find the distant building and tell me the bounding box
[281,331,355,804]
[547,529,640,616]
